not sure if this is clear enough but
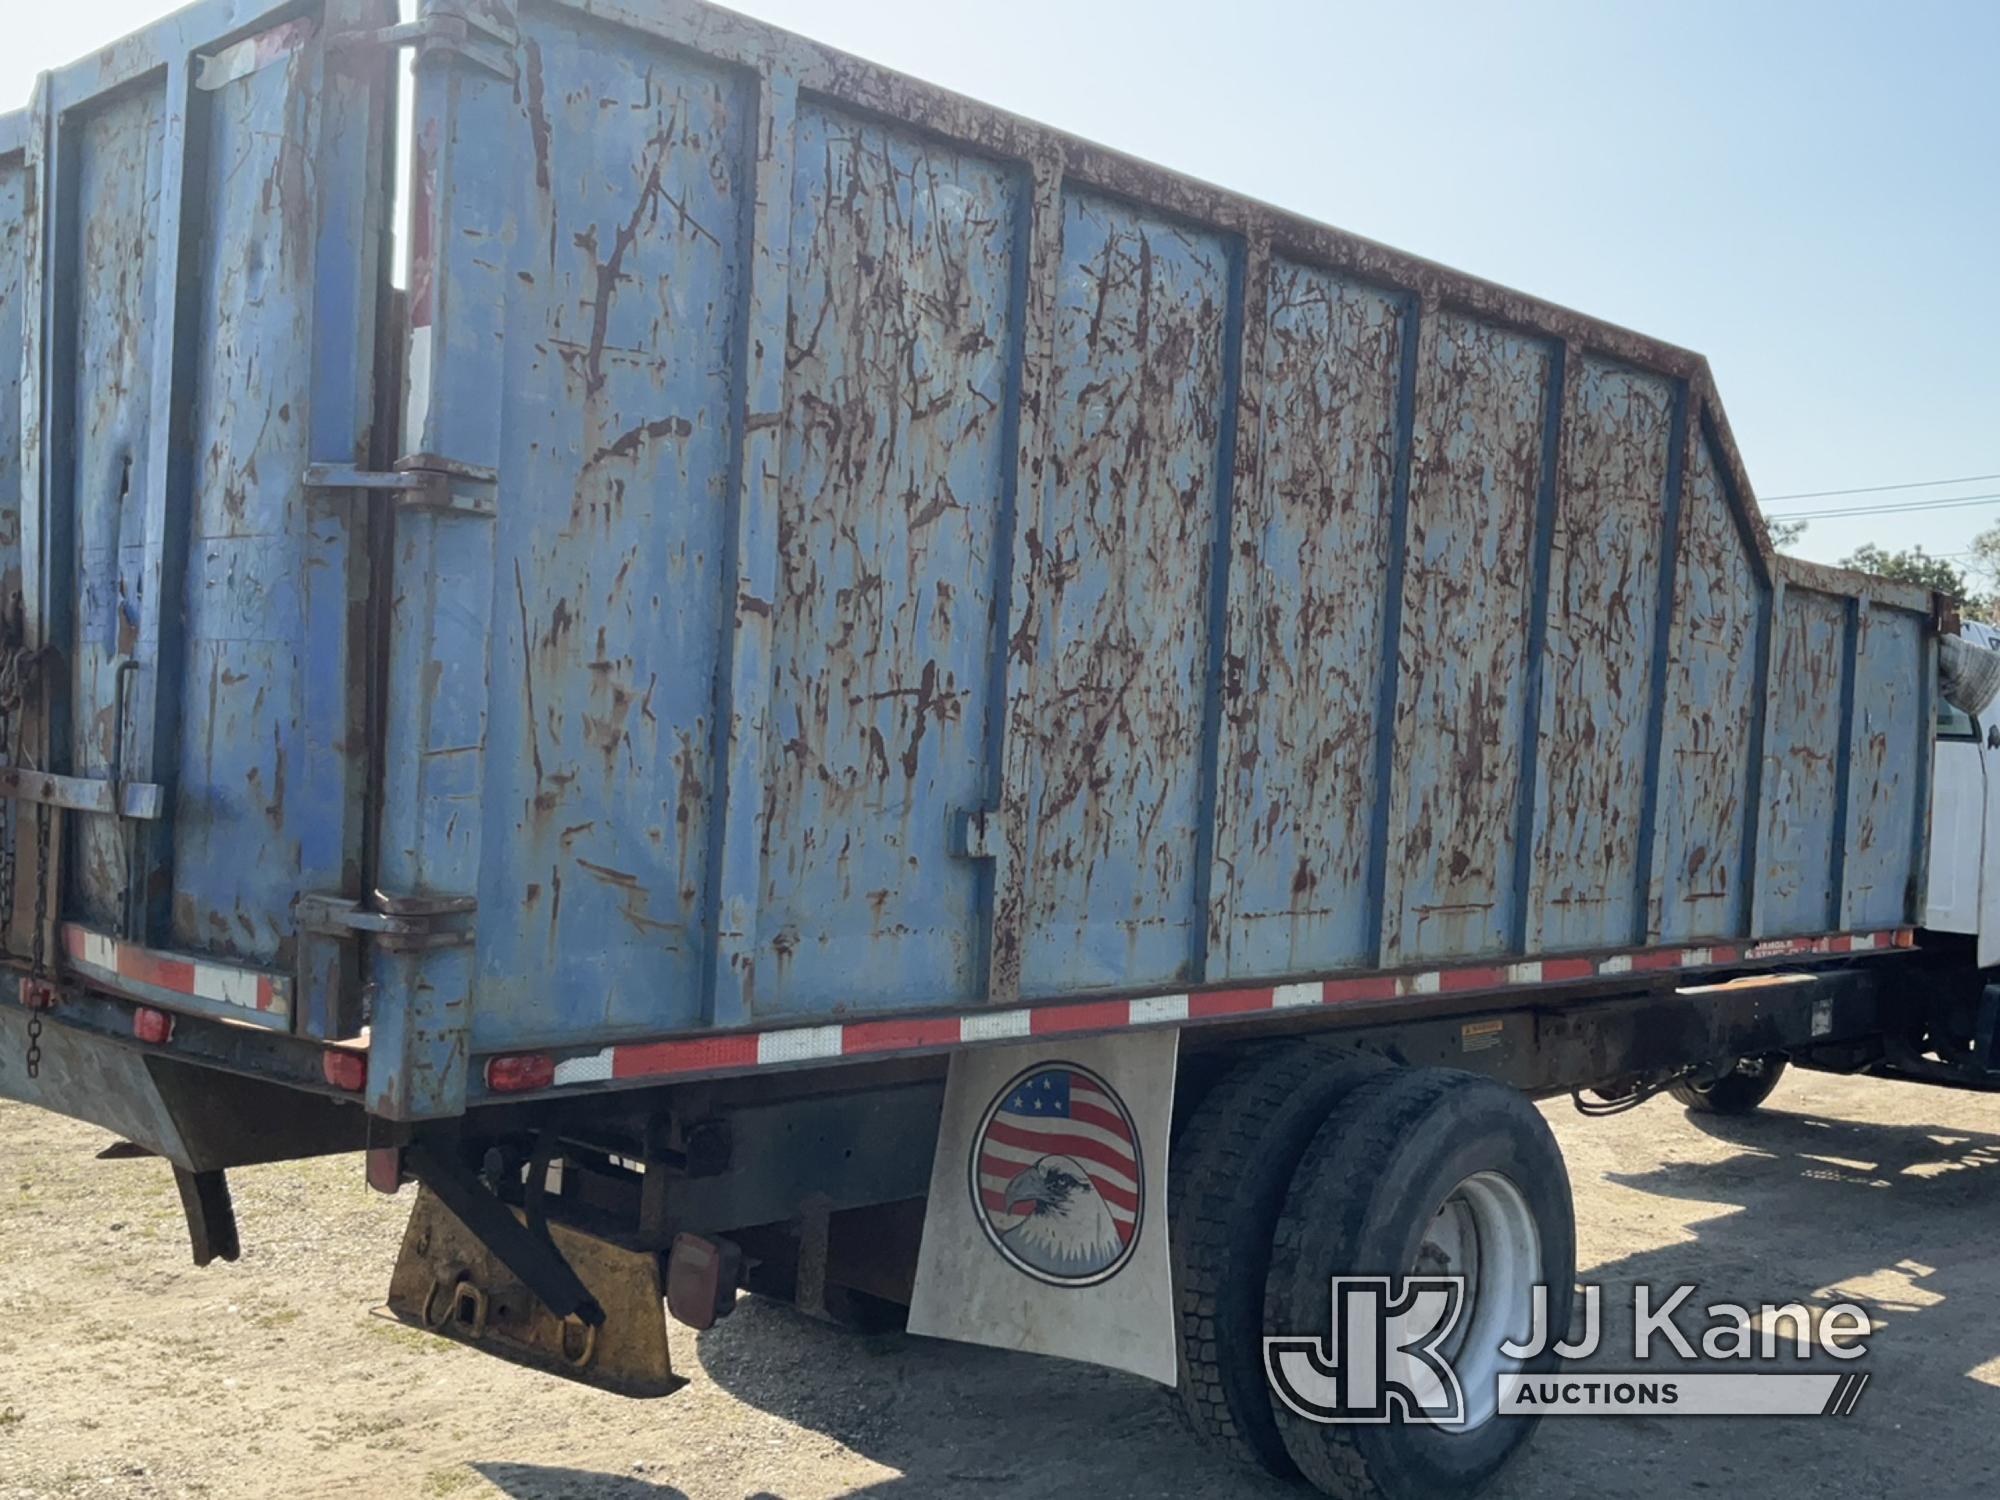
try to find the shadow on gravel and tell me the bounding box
[474,1462,689,1499]
[482,1095,2000,1499]
[687,1299,1297,1499]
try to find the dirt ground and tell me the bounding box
[3,1067,2000,1499]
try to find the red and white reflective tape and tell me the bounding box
[62,924,289,1021]
[528,928,1913,1092]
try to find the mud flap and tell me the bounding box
[908,1030,1179,1383]
[380,1187,683,1398]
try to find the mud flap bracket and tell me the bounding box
[173,1166,240,1267]
[382,1179,681,1398]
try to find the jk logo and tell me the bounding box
[1264,1276,1468,1426]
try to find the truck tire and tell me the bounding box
[1169,1043,1389,1477]
[1265,1068,1574,1500]
[1668,1055,1788,1115]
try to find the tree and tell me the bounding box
[1964,522,2000,621]
[1766,517,1808,550]
[1839,543,1989,618]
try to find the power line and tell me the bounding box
[1761,471,2000,503]
[1768,490,2000,521]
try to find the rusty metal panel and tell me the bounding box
[1654,429,1766,941]
[1381,313,1555,964]
[1526,357,1677,950]
[7,0,1944,1097]
[750,105,1022,1016]
[5,0,390,1032]
[1211,262,1407,977]
[1758,587,1849,935]
[174,17,363,963]
[1016,192,1238,995]
[64,82,168,932]
[1842,604,1925,929]
[467,10,749,1044]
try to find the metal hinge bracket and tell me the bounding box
[0,767,163,820]
[297,891,476,953]
[304,461,498,519]
[328,5,519,79]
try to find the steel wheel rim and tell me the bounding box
[1413,1170,1542,1431]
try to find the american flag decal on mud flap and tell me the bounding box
[971,1064,1143,1287]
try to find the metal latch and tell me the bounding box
[297,891,476,953]
[327,3,519,79]
[304,462,498,519]
[949,806,1003,861]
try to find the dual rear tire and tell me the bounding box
[1169,1053,1575,1500]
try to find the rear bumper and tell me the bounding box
[0,1003,370,1172]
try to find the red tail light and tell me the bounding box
[485,1053,556,1093]
[321,1048,367,1093]
[132,1007,174,1045]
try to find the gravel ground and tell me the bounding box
[3,1067,2000,1498]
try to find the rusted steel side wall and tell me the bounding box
[174,29,345,963]
[65,85,168,934]
[1209,264,1407,979]
[1379,316,1552,965]
[1653,429,1765,942]
[1843,605,1926,929]
[4,0,1938,1065]
[472,15,747,1037]
[4,0,392,1038]
[381,0,1938,1048]
[1525,357,1677,951]
[754,106,1021,1014]
[1016,196,1237,995]
[1758,588,1850,935]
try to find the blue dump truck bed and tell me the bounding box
[0,0,1935,1121]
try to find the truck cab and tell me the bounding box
[1925,620,2000,965]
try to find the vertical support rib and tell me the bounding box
[1713,404,1776,942]
[1364,292,1425,966]
[126,56,199,943]
[1908,623,1936,923]
[1510,340,1569,952]
[705,67,797,1028]
[1829,596,1862,929]
[977,149,1063,1008]
[23,79,78,781]
[1190,229,1260,983]
[366,0,515,1119]
[1746,573,1784,939]
[1631,379,1689,945]
[293,2,396,1036]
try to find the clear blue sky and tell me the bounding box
[9,0,1997,572]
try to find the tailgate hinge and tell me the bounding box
[297,891,477,953]
[328,3,519,79]
[304,460,498,519]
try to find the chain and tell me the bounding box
[22,803,49,1081]
[21,805,47,1079]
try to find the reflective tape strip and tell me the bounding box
[496,928,1915,1092]
[59,924,286,1017]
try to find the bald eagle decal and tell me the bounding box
[971,1064,1143,1286]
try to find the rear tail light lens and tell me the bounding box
[485,1053,556,1093]
[132,1007,174,1045]
[321,1048,367,1093]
